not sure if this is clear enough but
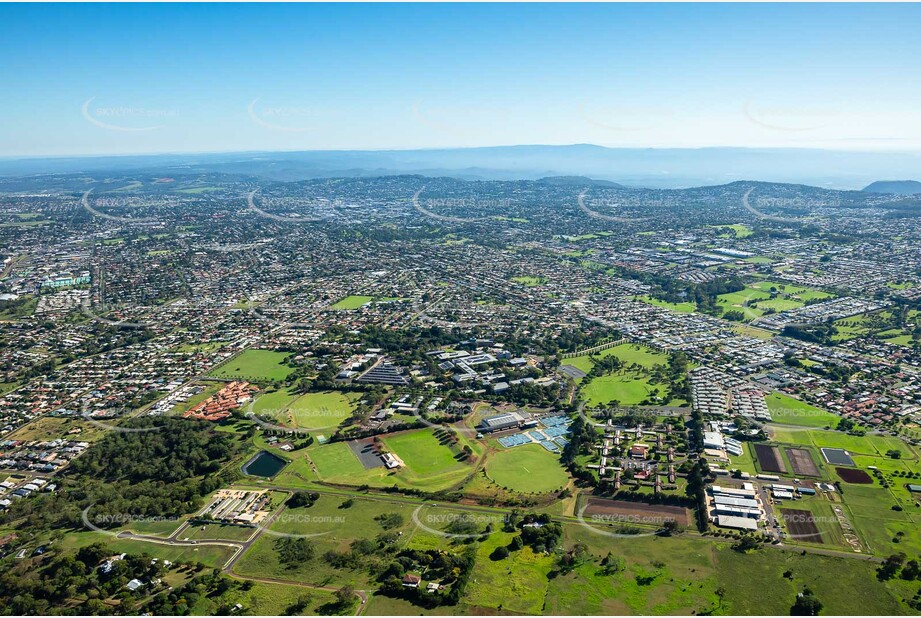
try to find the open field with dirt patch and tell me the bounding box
[781,508,823,543]
[754,443,786,473]
[836,467,873,483]
[582,496,691,527]
[785,447,820,476]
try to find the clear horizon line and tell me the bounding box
[4,142,921,162]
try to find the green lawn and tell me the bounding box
[883,333,917,346]
[485,443,569,494]
[568,342,675,374]
[288,391,357,430]
[294,428,474,492]
[253,389,357,430]
[581,373,660,406]
[717,287,771,320]
[712,281,833,323]
[209,349,293,382]
[179,522,256,542]
[756,297,803,312]
[511,275,548,286]
[711,223,753,238]
[191,581,338,616]
[768,427,920,465]
[382,428,469,481]
[728,441,760,476]
[635,295,697,313]
[250,387,299,415]
[766,393,840,428]
[573,343,686,407]
[464,532,554,614]
[329,295,374,309]
[308,441,366,480]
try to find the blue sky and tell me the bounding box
[1,2,920,156]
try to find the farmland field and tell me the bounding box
[191,581,338,616]
[59,530,235,569]
[715,541,906,615]
[464,532,554,614]
[232,495,421,588]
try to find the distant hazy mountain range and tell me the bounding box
[1,145,919,190]
[863,180,921,195]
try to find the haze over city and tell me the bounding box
[2,3,921,618]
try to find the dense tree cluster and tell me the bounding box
[70,418,234,483]
[2,418,240,532]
